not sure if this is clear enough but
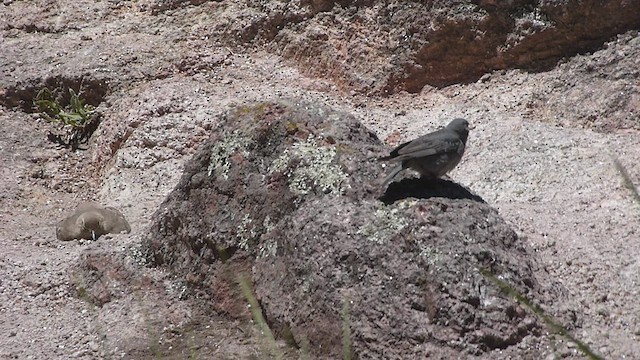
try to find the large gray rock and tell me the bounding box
[254,196,551,358]
[146,100,384,315]
[145,100,567,358]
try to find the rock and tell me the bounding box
[252,195,557,358]
[145,100,566,358]
[146,99,384,317]
[70,240,139,306]
[56,202,131,241]
[69,237,196,357]
[217,0,640,93]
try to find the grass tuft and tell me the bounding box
[298,334,310,360]
[341,298,353,360]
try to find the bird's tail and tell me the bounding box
[382,164,403,187]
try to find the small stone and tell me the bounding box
[597,307,610,317]
[71,349,85,357]
[88,341,100,352]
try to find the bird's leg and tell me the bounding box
[441,174,453,181]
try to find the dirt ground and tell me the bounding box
[0,1,639,359]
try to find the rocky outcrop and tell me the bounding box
[146,100,385,315]
[253,196,555,358]
[213,0,640,93]
[144,100,566,358]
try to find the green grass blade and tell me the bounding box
[479,268,603,360]
[341,298,352,360]
[613,156,640,208]
[237,274,283,360]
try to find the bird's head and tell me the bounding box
[447,118,470,143]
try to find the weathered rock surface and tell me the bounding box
[1,1,638,359]
[68,236,208,358]
[70,236,150,306]
[145,100,565,358]
[254,196,558,358]
[146,99,384,314]
[211,0,640,93]
[56,202,131,241]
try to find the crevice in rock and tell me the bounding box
[0,75,109,113]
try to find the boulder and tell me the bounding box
[145,100,565,358]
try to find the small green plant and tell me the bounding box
[33,87,100,149]
[34,87,94,126]
[480,268,603,360]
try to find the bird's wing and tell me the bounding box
[392,132,461,160]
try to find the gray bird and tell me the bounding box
[56,202,131,241]
[379,118,470,186]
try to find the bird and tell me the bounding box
[56,202,131,241]
[379,118,470,186]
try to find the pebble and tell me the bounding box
[88,341,100,352]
